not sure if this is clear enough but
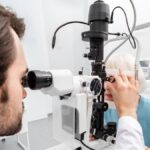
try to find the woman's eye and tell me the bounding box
[106,76,115,83]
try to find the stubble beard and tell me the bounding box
[0,87,24,136]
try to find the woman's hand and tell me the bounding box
[105,69,140,119]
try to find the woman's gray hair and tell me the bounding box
[106,53,146,92]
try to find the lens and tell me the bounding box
[27,70,52,90]
[90,78,102,95]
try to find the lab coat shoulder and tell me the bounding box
[115,116,145,150]
[105,96,150,147]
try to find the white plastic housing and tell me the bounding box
[41,70,74,96]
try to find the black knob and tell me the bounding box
[82,81,87,87]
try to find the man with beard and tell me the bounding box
[0,5,28,136]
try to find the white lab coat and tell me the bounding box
[116,116,145,150]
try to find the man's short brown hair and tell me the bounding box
[0,5,25,86]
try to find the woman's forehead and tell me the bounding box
[106,69,135,77]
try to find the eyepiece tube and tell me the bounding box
[27,70,52,90]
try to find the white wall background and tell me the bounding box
[0,0,150,122]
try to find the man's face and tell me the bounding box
[0,29,28,136]
[104,76,115,101]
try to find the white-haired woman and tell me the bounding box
[104,53,150,147]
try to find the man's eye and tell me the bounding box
[21,76,28,87]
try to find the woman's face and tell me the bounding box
[104,75,116,101]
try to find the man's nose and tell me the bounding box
[23,89,27,99]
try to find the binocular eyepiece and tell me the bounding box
[23,70,52,90]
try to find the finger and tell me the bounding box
[128,76,135,85]
[114,74,123,85]
[128,76,139,89]
[119,69,129,82]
